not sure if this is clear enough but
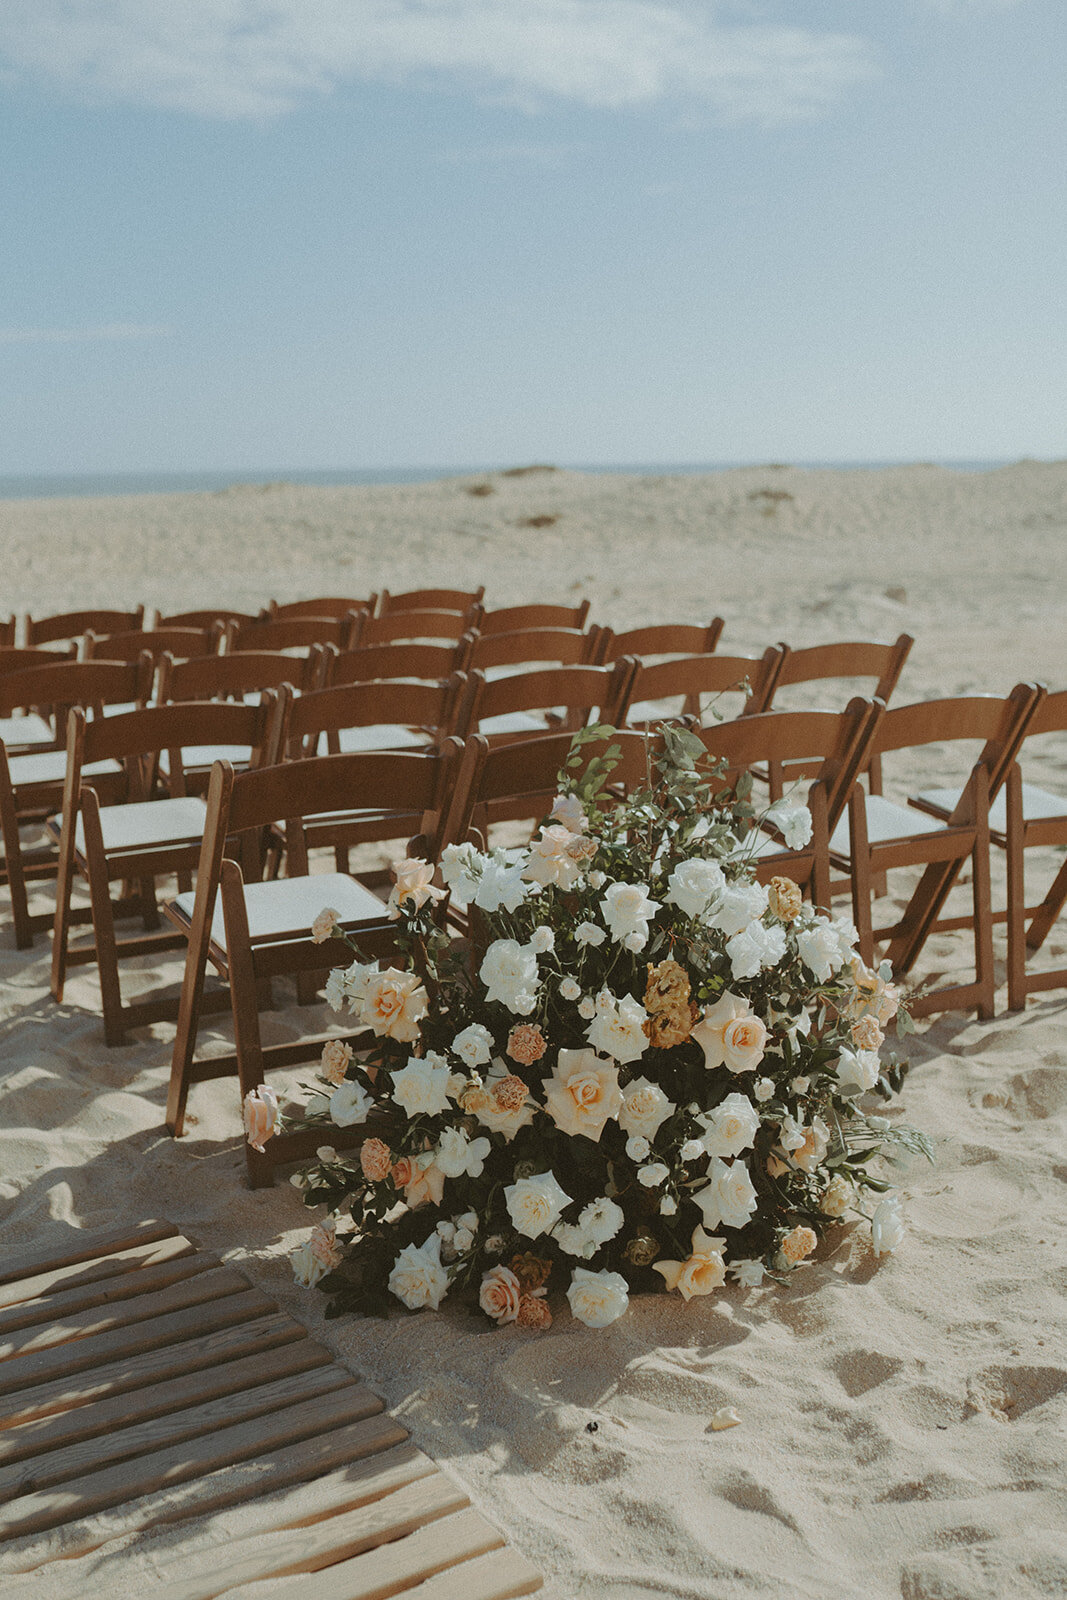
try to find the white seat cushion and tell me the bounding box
[9,751,122,786]
[915,783,1067,833]
[74,796,208,855]
[479,709,554,737]
[336,724,430,753]
[170,871,386,952]
[626,697,683,725]
[101,702,141,718]
[0,714,54,748]
[831,792,948,858]
[159,744,253,775]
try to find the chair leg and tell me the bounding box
[221,862,275,1188]
[1,802,35,950]
[972,838,995,1021]
[1025,853,1067,954]
[50,812,79,1004]
[1005,766,1027,1012]
[85,862,129,1047]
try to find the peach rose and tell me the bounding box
[493,1073,530,1111]
[780,1225,818,1264]
[388,857,446,920]
[644,958,691,1012]
[692,992,768,1074]
[360,1137,392,1182]
[243,1084,280,1151]
[507,1024,547,1066]
[850,1014,884,1052]
[543,1048,623,1142]
[819,1175,851,1217]
[645,1002,696,1049]
[308,1218,343,1270]
[767,876,803,922]
[391,1156,413,1188]
[509,1252,552,1291]
[360,968,429,1043]
[311,907,339,944]
[460,1085,492,1117]
[847,957,900,1025]
[320,1038,353,1086]
[515,1292,553,1329]
[404,1159,446,1209]
[479,1264,523,1325]
[653,1224,727,1302]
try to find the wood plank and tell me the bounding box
[0,1382,385,1540]
[0,1337,331,1468]
[0,1264,250,1368]
[402,1548,543,1600]
[0,1235,196,1313]
[0,1310,304,1430]
[0,1286,275,1403]
[223,1508,506,1600]
[0,1250,222,1338]
[0,1222,180,1288]
[0,1352,349,1500]
[116,1473,469,1600]
[0,1412,411,1578]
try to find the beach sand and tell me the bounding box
[1,462,1065,1598]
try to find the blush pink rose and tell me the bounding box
[243,1084,280,1151]
[479,1264,523,1324]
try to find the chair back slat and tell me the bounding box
[0,657,153,720]
[228,615,360,653]
[268,595,377,621]
[25,607,144,647]
[625,648,782,726]
[86,625,223,663]
[152,608,263,629]
[223,744,460,837]
[475,601,590,635]
[1027,686,1067,737]
[281,676,467,757]
[465,628,599,673]
[81,697,276,769]
[768,634,914,707]
[325,639,471,685]
[0,645,79,675]
[159,651,315,702]
[378,587,484,616]
[599,619,725,661]
[463,661,634,739]
[355,609,473,647]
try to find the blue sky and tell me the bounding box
[0,1,1063,474]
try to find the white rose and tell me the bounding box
[475,852,532,914]
[599,881,661,948]
[665,857,726,919]
[626,1134,651,1162]
[562,1196,625,1257]
[388,1233,450,1310]
[725,920,786,980]
[505,1170,572,1239]
[435,1124,492,1178]
[638,1161,670,1188]
[586,991,649,1066]
[479,939,540,1014]
[834,1047,881,1095]
[522,824,583,890]
[453,1226,474,1253]
[566,1266,630,1328]
[680,1138,705,1162]
[694,1158,758,1230]
[618,1075,676,1141]
[452,1023,494,1069]
[530,926,555,953]
[871,1193,905,1256]
[578,996,597,1019]
[439,842,486,908]
[797,921,849,983]
[707,882,768,937]
[766,800,813,850]
[700,1093,760,1158]
[588,870,606,889]
[754,1077,775,1102]
[329,1080,373,1126]
[575,920,607,948]
[790,1076,810,1095]
[729,1258,767,1287]
[559,976,581,1001]
[390,1055,452,1118]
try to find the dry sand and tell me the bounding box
[1,462,1065,1599]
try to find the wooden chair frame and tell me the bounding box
[48,698,278,1044]
[465,627,602,676]
[460,660,636,747]
[0,645,79,675]
[164,743,468,1185]
[598,618,725,662]
[159,650,320,703]
[152,607,264,630]
[86,625,225,663]
[378,587,484,617]
[472,600,591,635]
[279,675,470,761]
[268,595,377,621]
[25,608,145,648]
[323,639,473,686]
[353,610,475,648]
[228,615,360,654]
[623,647,784,729]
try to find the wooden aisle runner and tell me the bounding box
[0,1219,542,1599]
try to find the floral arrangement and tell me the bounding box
[247,725,928,1330]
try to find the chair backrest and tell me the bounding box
[691,696,881,834]
[25,607,145,647]
[462,660,636,742]
[324,639,472,686]
[228,614,359,653]
[445,726,654,846]
[761,634,914,713]
[159,650,316,702]
[1020,685,1067,741]
[354,609,473,647]
[378,587,484,617]
[278,675,469,758]
[465,627,600,673]
[70,696,279,802]
[598,618,725,662]
[0,644,79,675]
[0,657,153,725]
[870,684,1042,818]
[624,647,784,728]
[0,616,14,647]
[152,607,263,630]
[268,595,377,621]
[473,600,591,636]
[86,625,224,663]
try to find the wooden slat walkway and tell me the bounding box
[0,1220,542,1599]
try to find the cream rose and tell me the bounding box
[653,1224,727,1301]
[387,857,445,920]
[692,992,768,1074]
[779,1224,818,1264]
[566,1266,630,1328]
[700,1092,759,1159]
[388,1234,450,1309]
[319,1038,353,1086]
[504,1171,572,1239]
[243,1084,280,1151]
[694,1157,758,1231]
[478,1264,523,1324]
[617,1075,676,1141]
[360,968,429,1042]
[543,1048,623,1142]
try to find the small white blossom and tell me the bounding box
[588,870,606,889]
[790,1076,810,1095]
[559,976,582,1001]
[754,1077,775,1102]
[766,800,813,850]
[729,1258,767,1288]
[578,996,597,1019]
[451,1023,494,1069]
[871,1193,905,1256]
[660,1194,678,1215]
[626,1134,651,1162]
[530,925,555,953]
[638,1161,670,1188]
[575,920,607,948]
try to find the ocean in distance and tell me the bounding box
[0,460,1019,502]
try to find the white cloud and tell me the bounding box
[0,324,174,343]
[0,2,876,123]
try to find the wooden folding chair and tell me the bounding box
[465,627,602,680]
[0,658,154,948]
[268,594,377,620]
[0,615,13,646]
[25,608,145,648]
[228,615,360,654]
[624,647,785,730]
[597,618,725,661]
[159,649,321,703]
[1,645,79,674]
[830,683,1043,1018]
[279,675,469,761]
[460,660,635,746]
[86,625,224,663]
[908,688,1067,1011]
[354,609,474,647]
[473,600,591,635]
[48,698,278,1045]
[689,698,881,910]
[378,586,484,616]
[152,606,264,630]
[164,743,467,1185]
[323,638,473,686]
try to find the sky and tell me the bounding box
[0,1,1064,475]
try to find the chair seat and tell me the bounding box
[102,702,141,717]
[170,870,387,952]
[159,744,253,775]
[73,796,209,855]
[0,713,54,748]
[9,751,122,786]
[830,792,948,858]
[336,724,430,753]
[914,783,1067,833]
[478,710,554,737]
